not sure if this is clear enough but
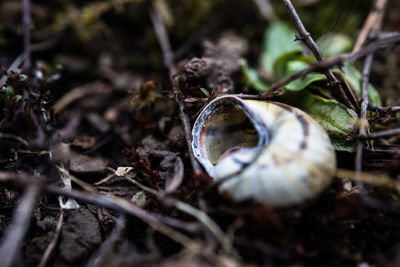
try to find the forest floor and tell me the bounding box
[0,0,400,266]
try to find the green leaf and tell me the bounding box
[261,21,302,77]
[317,33,352,57]
[283,90,358,151]
[5,85,15,101]
[18,74,28,82]
[338,63,381,106]
[242,59,270,92]
[200,87,211,98]
[271,50,305,80]
[284,60,326,91]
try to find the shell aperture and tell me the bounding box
[192,95,336,207]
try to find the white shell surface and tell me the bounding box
[191,95,336,207]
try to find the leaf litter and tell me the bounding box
[0,0,400,266]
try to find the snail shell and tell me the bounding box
[192,95,336,207]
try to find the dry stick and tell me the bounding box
[149,5,202,175]
[353,55,381,208]
[261,33,400,96]
[364,128,400,139]
[22,0,32,70]
[368,103,400,113]
[277,0,355,110]
[0,184,41,267]
[253,0,275,21]
[0,132,28,146]
[0,171,198,252]
[86,214,127,267]
[46,185,196,247]
[37,210,64,267]
[1,40,56,86]
[353,0,389,53]
[354,0,388,204]
[355,54,374,172]
[123,174,241,260]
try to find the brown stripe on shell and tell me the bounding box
[270,101,295,112]
[296,113,310,150]
[268,101,310,150]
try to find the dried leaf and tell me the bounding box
[115,167,134,177]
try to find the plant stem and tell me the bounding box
[278,0,355,110]
[22,0,32,70]
[149,5,202,175]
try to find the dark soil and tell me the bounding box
[0,0,400,266]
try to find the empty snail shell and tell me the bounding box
[192,95,336,207]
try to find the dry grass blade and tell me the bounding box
[174,201,241,261]
[336,169,400,194]
[353,0,388,52]
[122,173,241,260]
[149,3,202,175]
[48,186,199,251]
[86,214,126,267]
[0,184,41,267]
[37,210,64,267]
[0,132,28,146]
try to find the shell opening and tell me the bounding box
[201,104,260,165]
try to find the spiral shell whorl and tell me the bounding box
[192,95,336,207]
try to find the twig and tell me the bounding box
[336,169,400,195]
[149,5,202,175]
[0,41,57,86]
[22,0,32,70]
[355,54,374,172]
[122,173,241,260]
[37,210,64,267]
[261,33,400,96]
[361,56,375,130]
[0,184,41,267]
[52,82,111,114]
[353,0,388,53]
[0,55,24,86]
[253,0,275,21]
[0,171,199,252]
[0,132,29,146]
[354,54,376,206]
[86,214,127,267]
[279,0,355,110]
[364,128,400,139]
[174,201,240,260]
[354,0,388,203]
[94,173,116,186]
[367,103,400,113]
[50,187,196,247]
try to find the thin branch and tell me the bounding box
[355,54,374,172]
[354,0,388,205]
[37,210,64,267]
[368,103,400,113]
[361,55,375,133]
[364,128,400,139]
[261,33,400,96]
[122,173,241,260]
[149,5,202,175]
[86,214,127,267]
[0,171,199,252]
[0,132,29,146]
[353,0,389,53]
[253,0,276,21]
[336,169,400,195]
[0,184,41,267]
[0,41,57,86]
[279,0,355,109]
[22,0,32,70]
